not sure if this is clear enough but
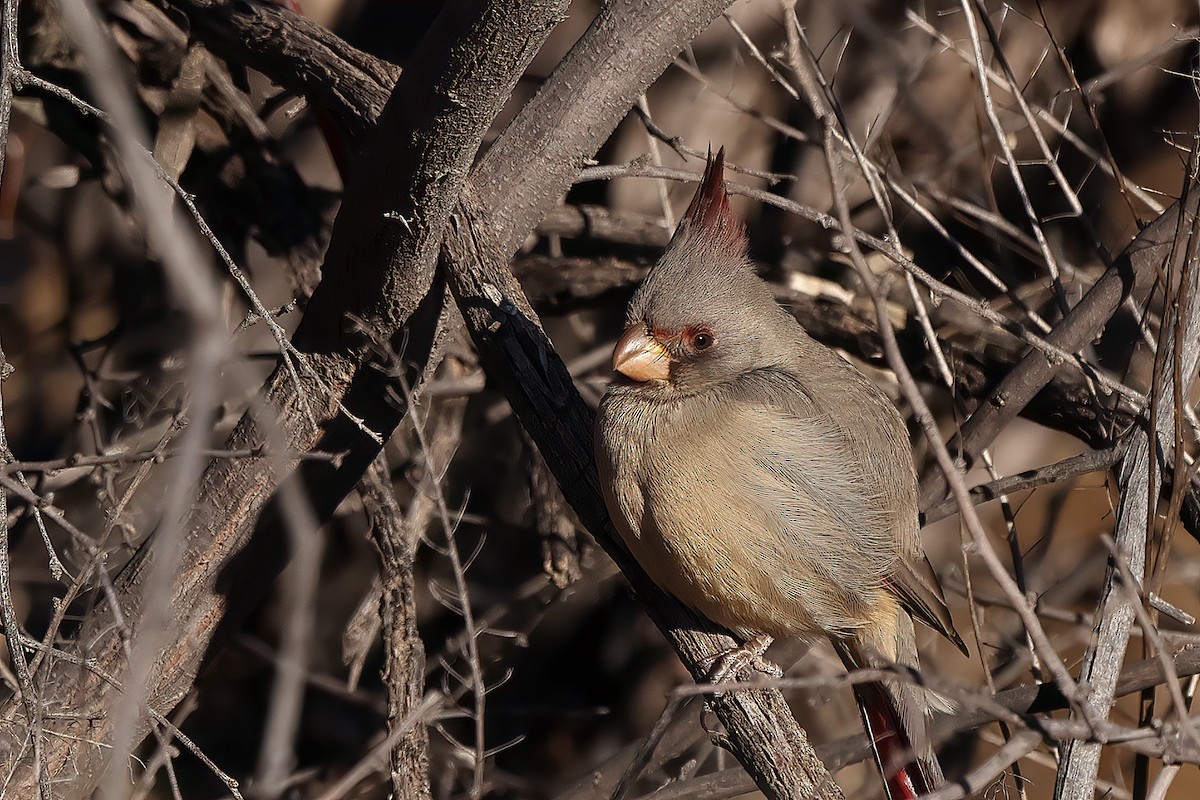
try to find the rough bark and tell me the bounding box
[362,456,432,800]
[161,0,397,138]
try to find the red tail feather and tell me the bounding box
[852,681,937,800]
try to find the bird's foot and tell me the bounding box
[703,635,780,691]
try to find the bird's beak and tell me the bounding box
[612,324,670,382]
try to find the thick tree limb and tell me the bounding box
[159,0,396,138]
[0,1,564,793]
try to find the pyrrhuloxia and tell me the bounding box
[594,149,967,799]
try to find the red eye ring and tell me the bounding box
[692,331,715,351]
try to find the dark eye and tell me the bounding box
[692,331,714,351]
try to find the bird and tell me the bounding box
[593,148,968,799]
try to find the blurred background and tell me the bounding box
[2,0,1200,797]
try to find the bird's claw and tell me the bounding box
[703,635,780,692]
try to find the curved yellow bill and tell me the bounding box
[612,324,670,382]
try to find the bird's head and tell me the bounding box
[612,148,793,396]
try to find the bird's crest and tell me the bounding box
[678,147,747,252]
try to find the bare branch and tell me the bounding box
[1055,165,1200,800]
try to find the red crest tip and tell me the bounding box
[679,146,747,251]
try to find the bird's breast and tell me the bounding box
[594,389,663,542]
[595,389,842,638]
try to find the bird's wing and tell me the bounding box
[724,369,905,603]
[887,555,968,655]
[731,369,969,653]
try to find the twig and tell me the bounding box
[310,693,444,800]
[921,730,1043,800]
[0,343,50,800]
[3,445,342,477]
[722,12,798,98]
[252,477,325,798]
[15,64,350,441]
[818,118,1080,704]
[403,376,487,798]
[921,446,1123,524]
[610,696,695,800]
[903,8,1164,215]
[1035,2,1143,227]
[960,0,1079,315]
[470,1,744,254]
[1,1,70,586]
[13,630,246,798]
[639,644,1200,799]
[635,95,676,232]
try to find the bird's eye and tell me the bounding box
[692,331,715,351]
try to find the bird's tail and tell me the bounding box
[832,614,943,800]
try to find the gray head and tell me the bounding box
[612,148,797,395]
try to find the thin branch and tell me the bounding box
[962,0,1090,305]
[310,693,444,800]
[921,446,1123,524]
[921,730,1042,800]
[252,477,325,798]
[0,345,51,800]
